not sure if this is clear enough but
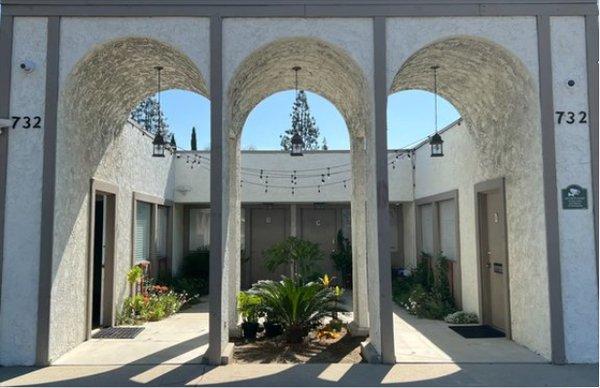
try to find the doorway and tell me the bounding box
[249,207,289,283]
[300,207,338,277]
[476,178,511,337]
[87,180,117,336]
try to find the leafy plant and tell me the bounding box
[445,311,479,324]
[127,266,144,285]
[117,288,189,325]
[330,230,352,288]
[414,252,434,291]
[251,277,338,343]
[237,291,263,323]
[263,237,323,280]
[391,252,456,320]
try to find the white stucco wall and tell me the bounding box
[550,16,598,363]
[0,17,48,366]
[48,121,175,362]
[173,150,413,203]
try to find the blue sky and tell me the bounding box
[160,89,460,151]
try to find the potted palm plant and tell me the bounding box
[237,291,263,340]
[252,277,338,343]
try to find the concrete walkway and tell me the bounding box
[4,298,595,386]
[0,362,597,386]
[54,301,209,365]
[392,306,545,363]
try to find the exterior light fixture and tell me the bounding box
[429,65,444,157]
[289,66,305,157]
[152,66,166,157]
[290,131,304,157]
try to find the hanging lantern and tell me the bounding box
[152,131,166,157]
[429,132,444,157]
[152,65,166,158]
[429,65,444,158]
[290,131,304,157]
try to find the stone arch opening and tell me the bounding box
[225,36,372,332]
[50,37,209,360]
[389,36,550,358]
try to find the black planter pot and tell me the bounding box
[264,321,283,338]
[241,321,259,340]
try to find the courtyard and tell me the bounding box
[0,3,598,387]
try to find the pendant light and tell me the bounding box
[429,65,444,157]
[152,66,166,157]
[290,66,305,157]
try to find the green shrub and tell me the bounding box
[330,230,352,288]
[117,289,188,325]
[179,246,210,279]
[127,266,144,285]
[237,291,263,323]
[170,277,207,300]
[251,277,337,343]
[414,252,434,291]
[392,252,457,320]
[264,237,323,280]
[445,311,479,324]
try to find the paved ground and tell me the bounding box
[0,362,597,386]
[1,299,596,386]
[54,301,209,366]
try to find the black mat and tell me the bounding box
[92,327,144,339]
[449,325,505,338]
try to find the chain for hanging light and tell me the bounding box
[429,65,444,157]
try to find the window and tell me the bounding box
[189,208,211,251]
[155,205,169,259]
[419,204,434,255]
[134,202,152,262]
[438,199,457,261]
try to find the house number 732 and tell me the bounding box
[11,116,42,129]
[555,111,587,125]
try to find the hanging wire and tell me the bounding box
[432,65,439,134]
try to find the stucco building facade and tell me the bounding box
[0,0,597,367]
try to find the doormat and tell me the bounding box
[92,327,144,339]
[449,325,505,338]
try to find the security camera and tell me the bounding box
[0,118,11,128]
[20,60,35,73]
[0,118,11,135]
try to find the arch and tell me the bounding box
[49,37,209,359]
[390,35,539,176]
[227,37,371,139]
[223,36,371,334]
[389,35,551,358]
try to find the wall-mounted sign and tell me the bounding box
[562,185,588,209]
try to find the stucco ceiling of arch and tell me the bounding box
[227,37,371,139]
[390,36,539,177]
[63,37,208,139]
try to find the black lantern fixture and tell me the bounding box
[429,65,444,157]
[290,131,304,157]
[152,66,166,157]
[289,66,305,157]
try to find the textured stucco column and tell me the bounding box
[207,16,233,365]
[227,138,242,336]
[362,17,396,364]
[349,137,369,334]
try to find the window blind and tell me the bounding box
[134,201,151,262]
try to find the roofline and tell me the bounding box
[0,0,597,17]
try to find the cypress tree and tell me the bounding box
[280,91,321,151]
[191,127,197,150]
[170,134,177,148]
